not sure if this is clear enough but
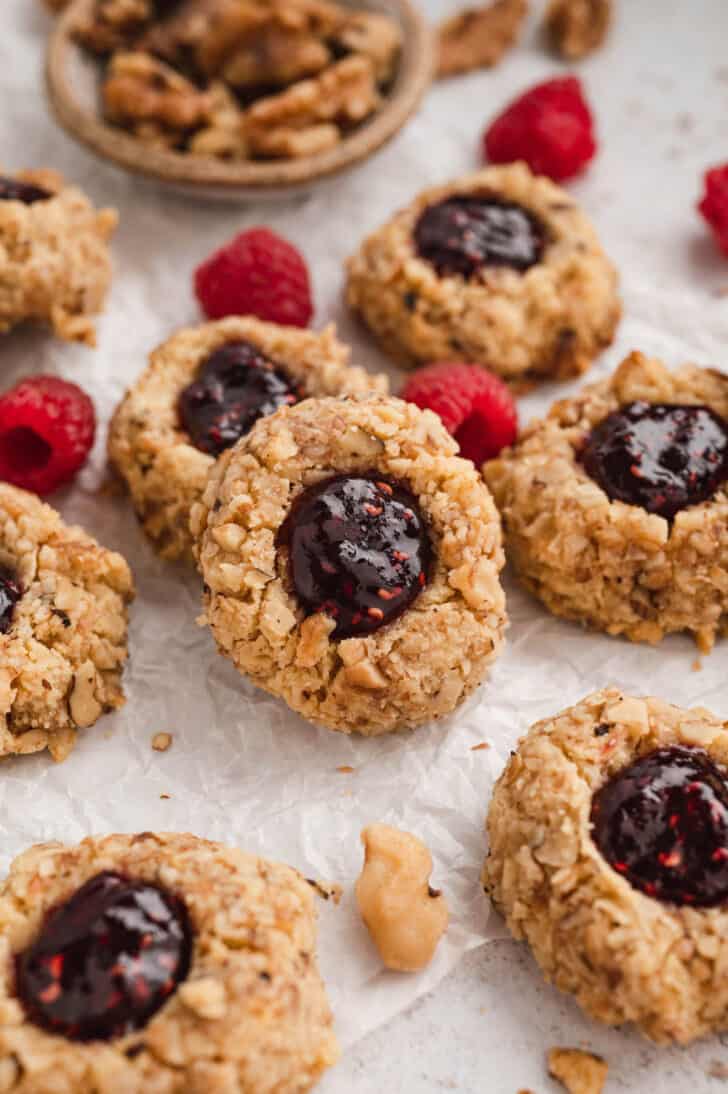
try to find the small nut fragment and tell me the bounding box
[546,0,612,59]
[152,732,173,752]
[69,661,102,729]
[438,0,527,78]
[548,1048,608,1094]
[356,824,449,972]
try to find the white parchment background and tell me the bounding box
[1,0,728,1089]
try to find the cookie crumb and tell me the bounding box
[438,0,527,78]
[546,0,612,59]
[152,732,173,752]
[160,793,171,800]
[548,1047,608,1094]
[337,765,355,773]
[306,878,343,904]
[471,741,490,751]
[707,1060,728,1079]
[692,657,703,672]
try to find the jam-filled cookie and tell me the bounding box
[192,395,507,735]
[485,352,728,650]
[0,484,134,762]
[0,169,117,346]
[346,162,620,384]
[109,318,386,562]
[0,832,338,1092]
[484,688,728,1044]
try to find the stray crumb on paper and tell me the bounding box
[307,878,343,904]
[160,793,171,800]
[471,741,490,751]
[692,658,703,672]
[152,732,173,752]
[337,765,355,773]
[548,1047,608,1094]
[708,1060,728,1079]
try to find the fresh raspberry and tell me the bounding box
[698,165,728,257]
[0,376,96,496]
[483,76,596,182]
[401,362,518,465]
[194,227,313,327]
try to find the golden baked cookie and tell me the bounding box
[0,484,134,762]
[0,169,117,346]
[346,162,620,385]
[485,688,728,1044]
[484,351,728,650]
[109,317,387,562]
[192,395,507,735]
[0,831,338,1092]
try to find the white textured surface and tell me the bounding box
[2,1,728,1090]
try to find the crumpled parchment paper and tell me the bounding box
[1,0,726,1066]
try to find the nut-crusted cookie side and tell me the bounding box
[0,484,134,761]
[346,162,620,384]
[484,688,728,1044]
[193,395,507,736]
[109,318,387,562]
[0,832,339,1093]
[484,351,728,649]
[0,169,117,346]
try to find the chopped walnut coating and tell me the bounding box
[548,1048,608,1094]
[103,51,212,136]
[438,0,527,78]
[546,0,612,59]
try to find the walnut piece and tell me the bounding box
[245,55,379,154]
[548,1048,608,1094]
[152,732,173,751]
[103,51,212,137]
[546,0,612,59]
[331,11,402,84]
[438,0,527,78]
[75,0,155,55]
[355,824,449,972]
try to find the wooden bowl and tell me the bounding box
[45,0,434,201]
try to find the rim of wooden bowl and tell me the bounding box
[45,0,435,197]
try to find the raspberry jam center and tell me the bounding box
[16,871,192,1042]
[413,195,546,278]
[591,746,728,907]
[277,474,431,639]
[0,176,52,204]
[0,569,21,633]
[178,340,300,456]
[581,402,728,519]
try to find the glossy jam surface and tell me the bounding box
[0,570,21,633]
[16,872,192,1041]
[278,474,431,639]
[178,340,299,456]
[581,401,728,519]
[0,176,52,204]
[591,746,728,907]
[413,195,546,278]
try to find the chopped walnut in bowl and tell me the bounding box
[46,0,433,194]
